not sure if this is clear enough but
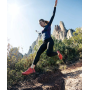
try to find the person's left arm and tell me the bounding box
[42,7,56,33]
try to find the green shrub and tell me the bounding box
[7,27,82,89]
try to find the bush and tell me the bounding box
[7,43,34,89]
[7,27,82,89]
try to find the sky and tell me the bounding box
[7,0,82,55]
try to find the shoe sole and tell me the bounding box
[22,71,36,75]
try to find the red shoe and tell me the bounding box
[57,51,63,60]
[22,67,35,75]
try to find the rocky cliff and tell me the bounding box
[52,21,75,40]
[24,21,75,57]
[23,34,42,57]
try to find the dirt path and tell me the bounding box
[62,60,82,90]
[10,61,82,90]
[62,67,82,90]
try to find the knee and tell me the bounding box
[46,51,51,57]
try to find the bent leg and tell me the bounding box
[46,39,58,57]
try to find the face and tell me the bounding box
[39,20,45,27]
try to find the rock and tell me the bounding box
[26,36,40,57]
[52,21,75,41]
[67,29,75,39]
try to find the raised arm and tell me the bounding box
[42,0,58,33]
[48,7,56,26]
[48,0,57,26]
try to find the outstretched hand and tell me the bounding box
[35,30,37,32]
[55,0,58,7]
[35,30,41,34]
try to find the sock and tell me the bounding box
[31,64,35,69]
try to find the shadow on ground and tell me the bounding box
[64,70,82,78]
[37,69,65,90]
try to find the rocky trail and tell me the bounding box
[10,60,82,90]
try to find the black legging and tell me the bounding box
[33,37,58,65]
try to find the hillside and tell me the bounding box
[7,27,82,90]
[9,60,82,90]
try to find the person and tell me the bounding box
[22,0,62,75]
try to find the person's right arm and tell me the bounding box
[35,30,42,34]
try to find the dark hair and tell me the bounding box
[39,19,49,25]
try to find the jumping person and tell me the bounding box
[22,0,62,75]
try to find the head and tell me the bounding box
[39,19,49,27]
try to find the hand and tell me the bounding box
[55,0,58,7]
[35,30,37,32]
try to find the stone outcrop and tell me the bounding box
[67,29,75,39]
[24,34,42,57]
[52,21,75,41]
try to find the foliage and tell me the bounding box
[7,27,82,89]
[62,27,82,63]
[7,43,33,89]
